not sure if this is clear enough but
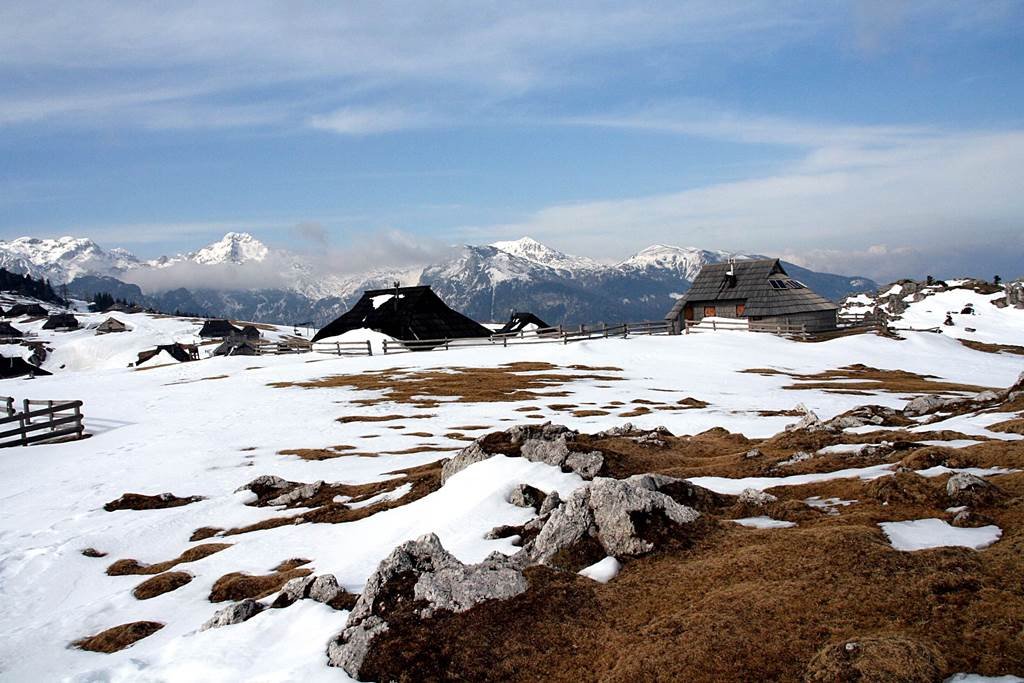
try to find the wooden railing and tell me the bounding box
[379,320,673,354]
[310,340,375,356]
[0,397,85,448]
[684,318,810,338]
[254,339,314,355]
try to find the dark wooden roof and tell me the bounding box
[0,355,50,378]
[42,313,80,330]
[496,311,551,335]
[199,319,241,338]
[666,259,838,320]
[0,321,23,337]
[313,285,491,343]
[214,338,260,356]
[136,343,195,365]
[238,325,261,340]
[96,317,128,332]
[7,303,48,317]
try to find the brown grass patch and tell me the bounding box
[988,418,1024,435]
[514,406,541,412]
[547,404,578,411]
[572,410,609,417]
[444,432,477,441]
[405,432,434,437]
[338,414,434,423]
[103,492,203,512]
[959,339,1024,356]
[567,364,623,372]
[189,527,223,542]
[270,362,621,408]
[81,547,107,558]
[73,621,163,653]
[774,364,993,395]
[132,572,192,600]
[279,444,359,461]
[448,425,492,431]
[163,374,229,386]
[619,406,652,417]
[210,562,312,602]
[106,543,232,576]
[222,462,443,536]
[677,397,709,408]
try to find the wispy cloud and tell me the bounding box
[307,106,439,135]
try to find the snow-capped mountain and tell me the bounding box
[490,237,601,273]
[0,236,139,283]
[0,232,876,325]
[185,231,270,266]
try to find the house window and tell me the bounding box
[703,306,717,317]
[736,303,746,315]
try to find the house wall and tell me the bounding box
[752,310,837,332]
[689,299,746,321]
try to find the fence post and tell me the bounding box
[503,335,507,348]
[74,403,83,439]
[624,323,629,339]
[712,320,717,331]
[366,340,372,356]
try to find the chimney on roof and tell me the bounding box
[725,258,737,287]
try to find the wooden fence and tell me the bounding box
[0,397,85,448]
[380,320,673,354]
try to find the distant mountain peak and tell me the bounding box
[189,232,269,265]
[490,236,600,272]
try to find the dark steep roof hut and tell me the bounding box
[213,338,260,357]
[42,313,80,331]
[0,321,24,338]
[134,343,198,366]
[199,319,241,339]
[238,325,261,340]
[96,317,129,334]
[496,311,552,335]
[0,355,50,378]
[313,285,491,344]
[665,259,838,333]
[7,303,49,318]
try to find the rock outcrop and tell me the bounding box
[201,599,264,631]
[326,533,528,679]
[946,472,1002,506]
[441,423,605,483]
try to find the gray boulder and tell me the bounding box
[234,474,290,495]
[904,395,952,417]
[538,490,562,516]
[946,472,1001,506]
[201,598,264,630]
[524,474,702,564]
[268,480,324,507]
[738,488,778,507]
[327,533,528,678]
[744,448,763,459]
[507,483,546,510]
[442,423,604,483]
[785,405,830,432]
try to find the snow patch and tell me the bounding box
[880,518,1002,551]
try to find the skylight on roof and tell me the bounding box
[768,279,806,290]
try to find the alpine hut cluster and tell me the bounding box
[665,258,838,333]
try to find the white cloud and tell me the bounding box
[307,106,437,135]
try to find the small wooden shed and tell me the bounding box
[0,321,24,339]
[665,259,838,333]
[96,317,129,335]
[42,313,80,331]
[199,319,241,338]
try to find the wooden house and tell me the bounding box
[0,321,24,339]
[312,285,491,346]
[96,317,129,335]
[665,259,838,333]
[199,319,241,339]
[7,303,49,318]
[42,313,80,331]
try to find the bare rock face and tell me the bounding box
[268,480,324,507]
[744,448,763,459]
[946,472,1001,506]
[441,423,604,483]
[904,394,954,417]
[273,573,346,608]
[327,533,528,679]
[201,599,264,631]
[951,509,997,528]
[523,474,703,565]
[507,483,546,510]
[738,488,778,507]
[785,405,832,433]
[234,474,291,495]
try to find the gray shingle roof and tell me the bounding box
[665,258,838,320]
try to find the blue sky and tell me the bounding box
[1,1,1023,280]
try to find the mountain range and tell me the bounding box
[0,233,877,326]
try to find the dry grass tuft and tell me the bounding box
[774,364,993,395]
[959,339,1024,356]
[103,492,204,512]
[106,543,232,576]
[132,572,192,600]
[72,621,164,653]
[338,414,434,423]
[572,410,610,417]
[210,563,312,602]
[189,527,223,542]
[988,418,1024,435]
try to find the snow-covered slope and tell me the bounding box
[842,278,1024,346]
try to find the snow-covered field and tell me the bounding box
[1,309,1022,680]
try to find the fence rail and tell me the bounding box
[378,320,672,354]
[0,397,85,448]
